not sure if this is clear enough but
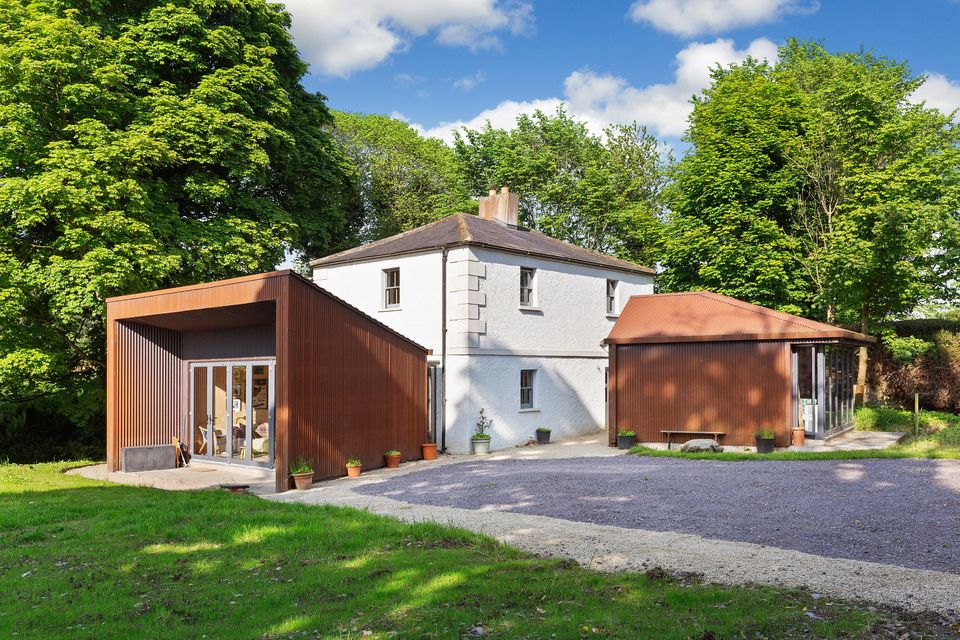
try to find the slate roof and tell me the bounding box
[310,213,654,275]
[605,291,875,345]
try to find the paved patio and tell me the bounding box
[70,460,275,494]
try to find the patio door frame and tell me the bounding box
[188,359,275,468]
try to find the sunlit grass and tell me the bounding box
[0,462,942,639]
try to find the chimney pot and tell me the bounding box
[478,185,519,226]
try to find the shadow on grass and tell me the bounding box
[0,463,937,639]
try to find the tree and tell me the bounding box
[329,112,472,241]
[0,0,356,448]
[664,40,960,396]
[453,108,668,263]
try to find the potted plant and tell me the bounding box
[345,457,362,477]
[421,441,438,460]
[535,427,551,445]
[755,429,776,454]
[617,430,637,450]
[472,408,493,455]
[289,457,314,491]
[384,449,402,469]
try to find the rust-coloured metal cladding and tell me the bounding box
[609,341,793,447]
[105,271,428,492]
[605,291,873,448]
[605,291,875,345]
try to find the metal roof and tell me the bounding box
[310,213,655,275]
[605,291,875,345]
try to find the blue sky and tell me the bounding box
[282,1,960,146]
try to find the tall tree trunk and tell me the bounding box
[855,305,870,405]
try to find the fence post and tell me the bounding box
[914,393,920,436]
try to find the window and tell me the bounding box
[383,268,400,308]
[520,267,536,306]
[606,279,619,314]
[520,369,536,409]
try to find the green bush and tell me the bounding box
[881,334,933,363]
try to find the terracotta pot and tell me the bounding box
[385,454,401,469]
[291,472,313,491]
[346,465,362,478]
[421,443,438,460]
[792,428,806,447]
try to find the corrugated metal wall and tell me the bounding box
[282,277,427,487]
[106,271,428,492]
[611,341,792,447]
[111,322,184,464]
[182,325,275,360]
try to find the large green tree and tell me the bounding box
[454,108,668,264]
[0,0,356,444]
[329,111,472,241]
[662,40,960,394]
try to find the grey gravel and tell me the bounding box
[356,456,960,574]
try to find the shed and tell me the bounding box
[604,292,875,448]
[106,271,428,492]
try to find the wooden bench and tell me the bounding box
[660,430,725,450]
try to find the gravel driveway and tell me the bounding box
[356,456,960,574]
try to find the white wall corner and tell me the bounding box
[447,332,480,349]
[452,290,486,306]
[449,247,480,263]
[450,274,480,291]
[449,318,486,334]
[451,303,480,321]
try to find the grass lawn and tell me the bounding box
[630,406,960,461]
[1,463,953,639]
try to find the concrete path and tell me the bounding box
[799,429,906,451]
[70,461,275,494]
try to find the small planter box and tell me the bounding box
[536,430,551,445]
[617,434,637,450]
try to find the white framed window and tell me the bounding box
[520,267,536,307]
[383,268,400,308]
[606,279,619,315]
[520,369,536,409]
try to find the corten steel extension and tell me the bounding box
[106,271,428,492]
[605,292,875,449]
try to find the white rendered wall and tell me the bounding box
[313,244,655,452]
[462,247,654,357]
[313,251,443,352]
[443,353,610,453]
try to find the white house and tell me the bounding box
[311,188,655,452]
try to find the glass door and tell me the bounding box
[189,360,275,467]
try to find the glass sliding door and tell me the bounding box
[212,365,228,459]
[189,360,275,468]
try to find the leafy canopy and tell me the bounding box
[329,111,473,242]
[0,0,355,428]
[662,40,960,327]
[453,108,668,265]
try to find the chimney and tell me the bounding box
[478,186,519,226]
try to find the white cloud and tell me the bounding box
[911,72,960,121]
[454,70,487,91]
[628,0,817,38]
[411,97,565,142]
[409,37,777,143]
[281,0,533,77]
